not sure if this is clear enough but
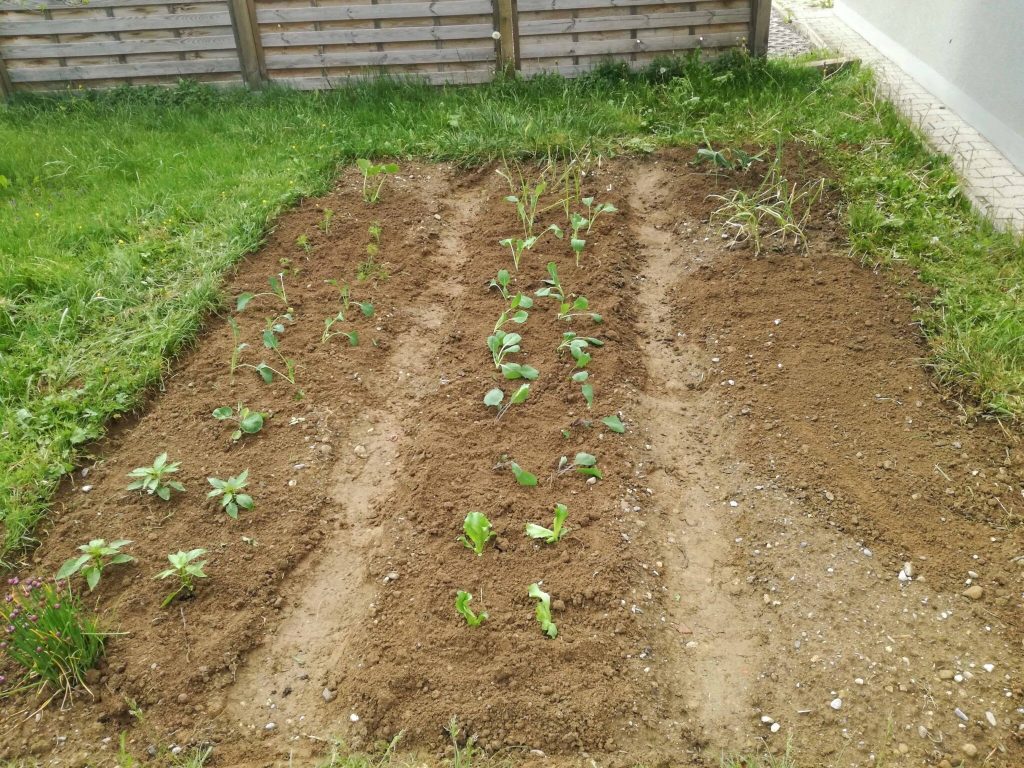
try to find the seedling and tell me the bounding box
[487,299,532,368]
[358,222,388,281]
[558,452,603,479]
[535,261,565,301]
[155,549,208,608]
[255,316,297,384]
[557,294,602,324]
[499,235,538,272]
[356,159,399,204]
[236,273,289,313]
[483,383,530,420]
[227,317,247,379]
[601,414,625,433]
[581,197,617,233]
[212,403,266,441]
[326,280,375,318]
[458,511,495,556]
[525,503,569,543]
[455,591,488,627]
[694,137,763,172]
[528,583,557,638]
[207,470,254,519]
[127,453,184,501]
[568,212,588,265]
[319,207,334,233]
[500,455,538,487]
[322,313,360,346]
[575,372,594,408]
[56,539,134,591]
[296,234,311,254]
[500,362,539,381]
[489,269,513,300]
[497,165,547,237]
[558,332,603,369]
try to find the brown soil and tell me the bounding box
[1,152,1021,768]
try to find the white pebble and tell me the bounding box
[983,663,994,672]
[349,713,360,722]
[81,485,93,493]
[830,698,843,711]
[986,712,997,727]
[770,722,781,733]
[265,723,276,731]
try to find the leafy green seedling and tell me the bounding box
[56,539,134,591]
[207,470,254,519]
[501,455,538,487]
[155,549,208,608]
[455,591,487,627]
[483,383,530,420]
[326,280,374,317]
[528,583,557,638]
[253,315,297,384]
[296,233,311,254]
[320,207,334,233]
[488,331,522,369]
[212,403,266,441]
[581,197,618,233]
[127,453,185,501]
[237,273,289,312]
[322,313,362,346]
[558,452,603,479]
[500,362,539,381]
[602,414,625,433]
[525,503,569,543]
[499,235,538,272]
[695,139,763,172]
[558,332,604,369]
[497,167,547,237]
[489,269,512,300]
[227,317,247,379]
[356,159,399,203]
[535,261,564,301]
[568,212,588,266]
[458,511,496,556]
[557,294,602,324]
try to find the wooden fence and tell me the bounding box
[0,0,771,96]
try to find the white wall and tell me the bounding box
[835,0,1024,172]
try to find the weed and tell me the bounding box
[458,511,496,556]
[212,403,266,441]
[296,233,311,254]
[227,317,247,380]
[356,159,399,204]
[56,539,134,591]
[207,470,254,519]
[320,207,335,233]
[528,583,557,638]
[127,453,185,501]
[447,716,483,768]
[172,745,213,768]
[0,577,106,701]
[155,549,208,608]
[483,383,530,419]
[455,591,488,627]
[526,503,569,543]
[558,452,603,479]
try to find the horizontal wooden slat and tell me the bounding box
[0,0,224,8]
[0,34,237,59]
[256,1,492,24]
[260,23,493,47]
[275,68,493,88]
[518,0,740,10]
[265,45,493,69]
[518,8,748,36]
[8,56,240,82]
[520,29,744,58]
[0,11,232,35]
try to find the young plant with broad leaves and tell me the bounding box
[236,273,289,315]
[455,591,488,627]
[568,212,588,265]
[487,296,532,368]
[581,196,618,232]
[601,414,626,433]
[498,165,546,237]
[528,583,557,638]
[56,539,134,591]
[483,383,530,420]
[458,511,496,556]
[207,470,254,519]
[500,455,538,487]
[535,261,565,302]
[557,294,602,324]
[356,159,399,204]
[559,331,603,407]
[558,452,603,479]
[127,453,184,501]
[525,503,569,543]
[155,549,208,608]
[212,403,266,441]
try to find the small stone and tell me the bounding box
[963,585,984,600]
[770,722,780,733]
[830,698,842,711]
[938,669,955,680]
[902,562,914,578]
[982,663,994,672]
[353,445,368,458]
[985,711,996,727]
[82,485,93,493]
[176,693,188,705]
[349,713,360,722]
[760,715,774,724]
[322,688,336,703]
[265,723,276,731]
[961,743,977,758]
[897,743,909,755]
[586,477,597,485]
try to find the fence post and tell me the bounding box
[228,0,266,89]
[0,50,13,100]
[493,0,520,75]
[749,0,772,57]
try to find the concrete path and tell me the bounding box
[774,0,1024,234]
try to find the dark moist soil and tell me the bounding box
[1,151,1021,768]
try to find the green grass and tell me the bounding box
[0,54,1021,560]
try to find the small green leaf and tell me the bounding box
[510,384,530,405]
[483,388,504,408]
[212,406,233,420]
[240,411,264,433]
[601,415,625,433]
[236,293,254,311]
[574,452,597,466]
[581,383,594,408]
[510,462,538,487]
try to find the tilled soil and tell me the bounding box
[1,152,1021,768]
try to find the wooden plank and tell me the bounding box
[518,0,736,11]
[494,0,515,71]
[273,68,493,88]
[0,49,13,98]
[228,0,265,87]
[0,0,224,9]
[0,34,236,59]
[7,55,240,81]
[255,1,493,25]
[520,29,743,58]
[265,45,493,69]
[518,7,749,36]
[748,0,770,57]
[0,12,233,35]
[260,23,494,47]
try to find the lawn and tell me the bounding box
[0,53,1021,565]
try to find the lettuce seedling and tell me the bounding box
[356,159,399,203]
[212,403,266,441]
[500,455,537,487]
[56,539,134,591]
[525,503,569,544]
[127,453,185,501]
[573,369,592,406]
[155,549,208,608]
[499,235,538,272]
[458,511,496,556]
[483,383,530,420]
[455,591,488,627]
[207,470,254,519]
[528,583,557,638]
[558,452,603,479]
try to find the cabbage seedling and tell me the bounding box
[356,159,399,203]
[455,591,488,627]
[212,403,266,441]
[487,331,522,369]
[582,197,618,232]
[558,452,603,479]
[458,511,496,556]
[237,273,289,312]
[499,235,538,272]
[127,453,185,501]
[322,313,361,346]
[601,415,625,433]
[525,503,569,543]
[155,549,208,608]
[568,212,588,266]
[500,363,538,381]
[326,280,374,318]
[56,539,134,591]
[207,470,254,519]
[483,383,530,419]
[489,269,512,300]
[528,583,557,638]
[500,455,537,487]
[557,295,602,324]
